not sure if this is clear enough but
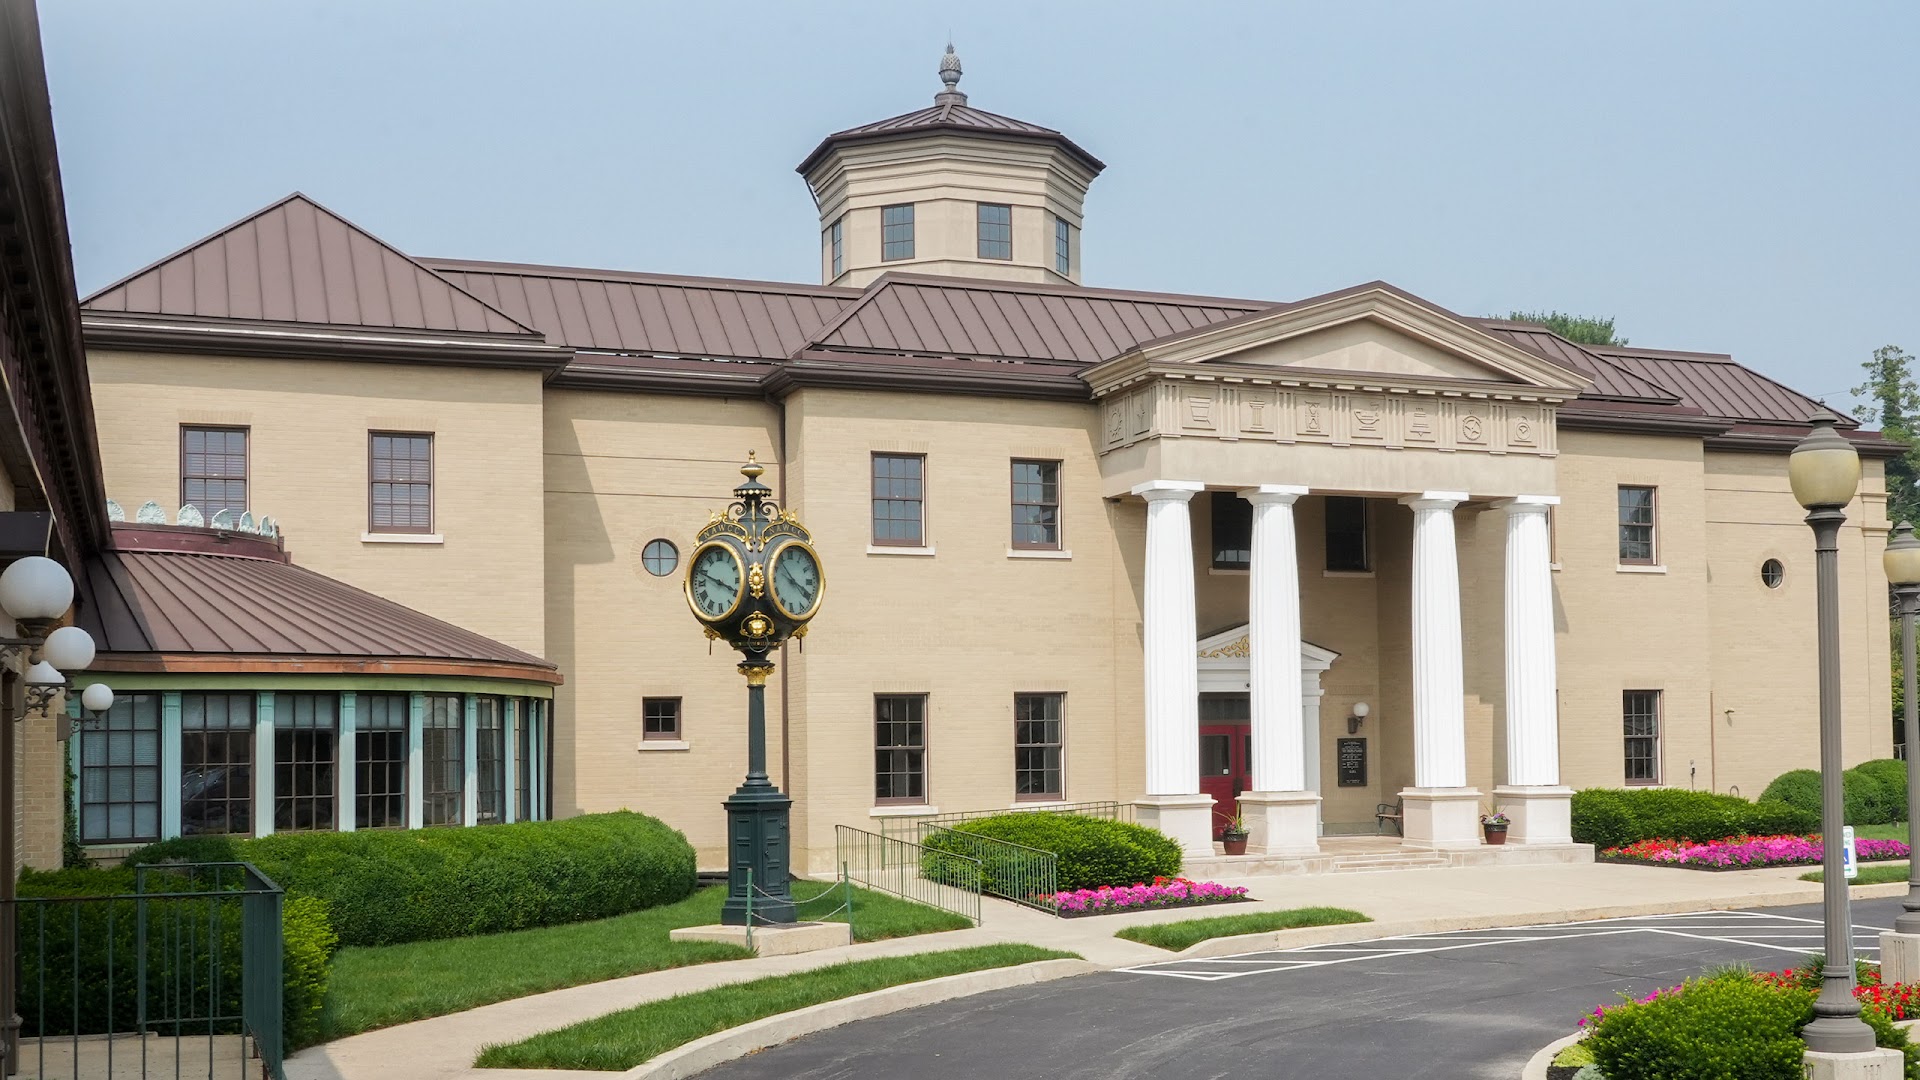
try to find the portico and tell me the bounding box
[1087,284,1592,858]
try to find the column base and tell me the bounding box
[1239,791,1321,855]
[1134,794,1217,858]
[1803,1047,1904,1078]
[1882,931,1920,986]
[1399,787,1485,849]
[1492,785,1574,845]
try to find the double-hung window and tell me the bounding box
[273,693,338,832]
[181,426,248,519]
[1211,492,1252,570]
[422,693,464,826]
[181,692,255,836]
[370,432,434,534]
[1618,486,1657,565]
[475,696,506,824]
[871,453,925,546]
[79,693,160,843]
[1014,693,1064,801]
[828,217,844,278]
[356,693,409,829]
[977,203,1012,260]
[1011,460,1061,549]
[881,204,915,261]
[874,694,927,804]
[1623,690,1662,785]
[1054,217,1071,276]
[1325,496,1371,572]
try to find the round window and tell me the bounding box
[641,539,679,577]
[1761,558,1785,589]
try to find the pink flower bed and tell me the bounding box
[1053,876,1250,915]
[1602,833,1909,868]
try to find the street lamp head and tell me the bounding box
[78,682,113,714]
[23,661,61,688]
[1887,521,1920,587]
[0,555,73,623]
[41,625,95,672]
[1788,416,1861,511]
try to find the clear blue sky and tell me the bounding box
[38,1,1918,409]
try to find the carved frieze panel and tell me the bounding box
[1239,390,1276,437]
[1405,401,1437,444]
[1297,392,1333,441]
[1348,395,1387,443]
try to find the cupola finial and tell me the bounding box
[936,42,966,106]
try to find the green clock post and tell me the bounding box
[685,453,824,927]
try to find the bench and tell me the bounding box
[1374,799,1404,836]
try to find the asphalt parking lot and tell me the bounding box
[694,897,1901,1080]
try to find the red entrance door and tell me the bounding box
[1198,724,1252,839]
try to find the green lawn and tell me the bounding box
[319,881,970,1042]
[1802,863,1911,885]
[1113,907,1371,951]
[474,943,1076,1071]
[1855,823,1910,842]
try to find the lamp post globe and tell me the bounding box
[0,556,71,625]
[79,683,113,714]
[41,625,94,673]
[685,452,822,927]
[1887,522,1920,941]
[1790,416,1876,1055]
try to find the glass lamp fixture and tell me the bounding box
[1888,522,1920,587]
[78,683,113,714]
[1348,700,1370,734]
[41,625,94,673]
[0,555,73,624]
[1789,419,1862,511]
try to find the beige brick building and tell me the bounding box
[71,53,1897,870]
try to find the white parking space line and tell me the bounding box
[1118,910,1888,983]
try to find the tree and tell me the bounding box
[1851,345,1920,528]
[1506,310,1627,347]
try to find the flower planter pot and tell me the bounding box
[1483,824,1509,846]
[1221,833,1248,855]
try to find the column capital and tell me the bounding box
[1400,490,1469,512]
[1131,479,1204,502]
[1492,494,1560,515]
[1239,484,1309,506]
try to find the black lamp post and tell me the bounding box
[684,454,824,927]
[1885,523,1920,939]
[1789,416,1875,1055]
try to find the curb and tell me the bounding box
[617,958,1099,1079]
[1168,883,1912,960]
[1521,1032,1584,1080]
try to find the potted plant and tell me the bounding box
[1221,813,1249,855]
[1481,811,1510,846]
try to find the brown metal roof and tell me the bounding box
[797,99,1105,176]
[426,259,856,361]
[806,274,1266,365]
[83,194,539,338]
[78,525,557,680]
[1476,322,1679,403]
[1591,345,1856,427]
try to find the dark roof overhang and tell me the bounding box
[796,122,1105,177]
[82,313,572,373]
[766,348,1092,401]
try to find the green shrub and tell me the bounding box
[1762,760,1908,826]
[922,813,1182,892]
[1572,788,1818,848]
[1585,970,1920,1080]
[281,896,337,1050]
[125,811,697,947]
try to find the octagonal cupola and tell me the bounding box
[797,45,1104,287]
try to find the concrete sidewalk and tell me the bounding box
[284,862,1898,1080]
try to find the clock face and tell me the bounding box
[769,542,823,620]
[686,543,744,621]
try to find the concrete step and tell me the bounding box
[1329,855,1450,873]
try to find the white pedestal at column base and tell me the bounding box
[1135,794,1217,858]
[1400,787,1484,849]
[1240,791,1321,855]
[1803,1047,1905,1078]
[1492,785,1574,845]
[1882,931,1920,986]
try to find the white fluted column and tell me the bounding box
[1239,485,1319,854]
[1130,479,1214,856]
[1493,495,1574,844]
[1397,491,1481,848]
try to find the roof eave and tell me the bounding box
[89,652,564,684]
[82,314,571,373]
[796,125,1106,178]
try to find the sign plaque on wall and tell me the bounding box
[1336,737,1368,787]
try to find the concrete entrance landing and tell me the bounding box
[1184,834,1592,878]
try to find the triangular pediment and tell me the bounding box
[1091,284,1589,398]
[1197,626,1339,672]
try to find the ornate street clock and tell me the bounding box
[683,453,823,927]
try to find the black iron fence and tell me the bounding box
[14,862,285,1080]
[834,826,982,925]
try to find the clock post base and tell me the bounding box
[720,785,795,926]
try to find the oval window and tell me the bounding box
[1761,558,1784,589]
[641,538,679,577]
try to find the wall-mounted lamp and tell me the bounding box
[0,556,110,723]
[1348,701,1370,735]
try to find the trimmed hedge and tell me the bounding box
[1760,759,1908,826]
[123,811,698,948]
[923,813,1182,892]
[1572,788,1818,850]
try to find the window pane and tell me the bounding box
[356,693,409,830]
[1211,492,1251,569]
[643,697,681,739]
[1010,460,1061,549]
[874,695,927,803]
[475,696,506,825]
[1054,217,1071,275]
[977,204,1012,260]
[181,693,255,836]
[1325,496,1370,572]
[1013,693,1063,799]
[1623,690,1661,783]
[79,693,162,843]
[371,433,434,533]
[422,693,464,826]
[180,427,248,517]
[1618,487,1656,562]
[273,693,338,832]
[881,205,914,261]
[871,454,925,545]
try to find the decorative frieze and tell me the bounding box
[1099,381,1559,459]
